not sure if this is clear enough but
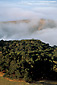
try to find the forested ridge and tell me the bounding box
[0,39,57,83]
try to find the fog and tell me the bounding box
[0,0,57,45]
[0,19,57,46]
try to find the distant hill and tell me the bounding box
[38,19,56,30]
[0,20,30,24]
[0,19,56,31]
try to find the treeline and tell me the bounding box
[0,39,57,82]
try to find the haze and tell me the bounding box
[0,0,57,46]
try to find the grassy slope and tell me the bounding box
[0,72,36,85]
[0,76,29,85]
[0,76,39,85]
[0,75,57,85]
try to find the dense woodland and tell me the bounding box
[0,39,57,83]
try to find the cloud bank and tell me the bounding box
[0,0,57,46]
[0,19,57,46]
[0,0,57,21]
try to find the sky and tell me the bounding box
[0,0,57,45]
[0,0,57,21]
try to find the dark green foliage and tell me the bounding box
[0,39,57,82]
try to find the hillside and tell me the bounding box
[0,39,57,83]
[0,19,56,31]
[0,20,30,24]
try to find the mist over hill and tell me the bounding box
[0,19,57,45]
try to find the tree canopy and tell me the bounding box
[0,39,57,82]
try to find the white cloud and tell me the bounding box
[0,6,57,21]
[31,28,57,46]
[0,19,57,46]
[0,0,57,45]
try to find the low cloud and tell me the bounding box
[0,19,57,46]
[0,1,57,46]
[0,1,57,21]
